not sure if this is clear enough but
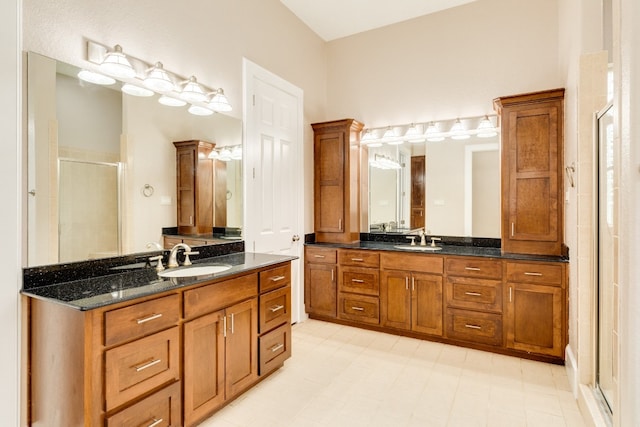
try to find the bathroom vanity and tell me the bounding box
[23,248,294,427]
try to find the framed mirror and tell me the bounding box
[26,52,243,266]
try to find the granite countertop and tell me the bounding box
[21,252,296,311]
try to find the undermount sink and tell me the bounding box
[393,245,443,251]
[158,264,232,278]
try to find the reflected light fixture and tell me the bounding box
[382,127,401,144]
[143,62,174,92]
[158,95,187,107]
[121,83,154,97]
[404,123,425,143]
[77,69,115,85]
[208,150,220,160]
[425,122,444,142]
[187,104,214,116]
[180,76,208,103]
[231,146,242,160]
[208,88,232,112]
[450,119,470,140]
[361,129,377,144]
[219,148,233,161]
[476,115,498,138]
[99,45,136,79]
[370,154,401,170]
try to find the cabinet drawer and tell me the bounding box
[305,246,337,264]
[106,381,181,427]
[445,257,502,279]
[446,277,502,313]
[339,266,379,296]
[163,236,183,249]
[338,294,379,325]
[182,238,208,247]
[338,249,380,267]
[446,309,503,346]
[380,252,443,274]
[259,263,291,293]
[184,273,257,319]
[259,286,291,333]
[104,294,180,347]
[105,327,180,411]
[259,323,292,376]
[506,262,563,286]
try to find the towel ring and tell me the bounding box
[142,184,154,197]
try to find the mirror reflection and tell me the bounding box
[27,52,243,267]
[368,135,500,238]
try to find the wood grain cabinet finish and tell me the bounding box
[494,89,565,256]
[410,156,426,229]
[304,246,338,318]
[312,119,364,243]
[105,381,182,427]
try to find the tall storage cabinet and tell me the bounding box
[494,89,565,256]
[312,119,364,243]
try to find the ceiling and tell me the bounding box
[280,0,477,41]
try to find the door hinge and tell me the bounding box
[252,167,256,179]
[252,94,255,106]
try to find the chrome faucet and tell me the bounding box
[418,228,427,246]
[167,243,192,268]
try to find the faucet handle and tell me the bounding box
[149,255,164,272]
[430,237,442,247]
[406,236,417,246]
[184,251,199,266]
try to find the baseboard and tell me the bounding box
[565,344,579,398]
[578,384,612,427]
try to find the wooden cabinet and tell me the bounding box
[380,252,444,337]
[494,89,565,256]
[258,265,292,376]
[504,261,566,358]
[338,249,380,324]
[173,140,215,235]
[410,155,425,229]
[312,119,364,243]
[304,246,337,318]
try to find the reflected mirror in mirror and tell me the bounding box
[26,52,243,267]
[368,134,500,238]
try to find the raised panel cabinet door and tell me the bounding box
[304,262,337,318]
[410,156,426,229]
[505,282,564,358]
[225,298,259,399]
[176,147,196,228]
[314,130,345,233]
[411,273,443,336]
[380,270,411,330]
[183,310,225,427]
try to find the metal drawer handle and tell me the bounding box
[351,279,365,283]
[314,255,326,258]
[135,358,161,372]
[351,258,364,262]
[270,343,284,352]
[269,304,285,313]
[524,272,543,276]
[136,313,163,324]
[464,324,482,330]
[464,292,482,297]
[270,275,286,282]
[351,306,365,311]
[464,267,481,271]
[147,418,164,427]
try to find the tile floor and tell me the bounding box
[200,319,586,427]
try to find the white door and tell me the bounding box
[243,59,305,323]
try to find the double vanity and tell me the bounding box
[22,243,294,427]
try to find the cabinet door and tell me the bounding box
[183,310,225,427]
[314,130,345,233]
[505,282,564,358]
[380,270,411,330]
[411,273,443,336]
[410,156,425,229]
[304,262,337,318]
[176,147,196,228]
[225,298,258,399]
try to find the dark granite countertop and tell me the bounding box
[21,252,296,311]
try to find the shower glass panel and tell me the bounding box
[596,103,614,414]
[58,159,121,263]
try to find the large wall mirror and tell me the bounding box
[26,52,243,267]
[368,134,500,238]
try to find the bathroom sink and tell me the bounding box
[393,245,443,251]
[158,264,232,278]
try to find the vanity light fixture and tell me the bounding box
[425,122,445,142]
[77,69,116,85]
[370,154,401,170]
[179,76,208,103]
[121,83,154,97]
[450,119,470,140]
[158,95,187,107]
[381,127,401,144]
[476,115,498,138]
[208,150,220,160]
[99,45,136,79]
[143,62,175,92]
[208,88,233,112]
[208,145,242,161]
[219,148,233,162]
[231,146,242,160]
[187,104,214,116]
[404,123,425,143]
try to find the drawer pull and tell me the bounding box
[464,324,482,330]
[524,272,543,276]
[351,258,364,262]
[270,343,285,352]
[147,419,163,427]
[464,292,482,297]
[351,306,365,311]
[134,358,161,372]
[136,313,163,324]
[351,279,365,283]
[314,255,326,258]
[269,304,285,313]
[464,267,481,271]
[270,275,286,282]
